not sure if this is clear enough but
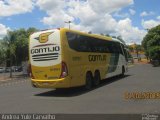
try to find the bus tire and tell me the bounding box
[93,70,100,86]
[121,66,125,77]
[85,72,93,90]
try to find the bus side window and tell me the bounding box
[124,49,128,62]
[121,44,128,61]
[115,42,122,54]
[119,43,123,55]
[107,42,114,53]
[66,32,78,51]
[78,35,89,52]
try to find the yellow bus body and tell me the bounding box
[29,28,127,88]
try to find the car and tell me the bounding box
[15,66,22,72]
[5,67,11,73]
[151,60,160,67]
[0,67,5,73]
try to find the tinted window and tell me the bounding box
[121,44,128,61]
[66,32,123,54]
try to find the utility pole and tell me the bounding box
[65,21,71,29]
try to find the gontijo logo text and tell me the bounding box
[31,44,60,54]
[30,44,60,61]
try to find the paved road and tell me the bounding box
[0,64,160,114]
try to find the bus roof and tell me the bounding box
[61,28,112,41]
[33,28,126,45]
[61,28,126,45]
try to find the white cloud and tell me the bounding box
[113,8,135,18]
[0,24,10,39]
[117,18,146,44]
[141,19,160,29]
[36,0,134,26]
[36,0,63,14]
[36,0,146,44]
[68,1,99,26]
[140,11,154,17]
[88,0,133,14]
[157,16,160,20]
[72,17,147,44]
[91,14,118,33]
[129,9,136,15]
[36,0,74,27]
[42,11,74,27]
[0,0,34,17]
[71,24,91,33]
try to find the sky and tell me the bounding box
[0,0,160,44]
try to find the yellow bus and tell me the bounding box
[29,28,128,89]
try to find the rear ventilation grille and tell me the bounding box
[32,53,58,61]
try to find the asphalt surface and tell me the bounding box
[0,63,160,114]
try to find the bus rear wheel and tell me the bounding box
[85,72,93,90]
[93,71,100,86]
[121,66,125,77]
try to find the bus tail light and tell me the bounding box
[28,64,35,79]
[60,62,68,78]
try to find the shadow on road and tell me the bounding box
[35,75,131,97]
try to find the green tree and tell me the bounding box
[2,31,17,77]
[142,25,160,60]
[135,44,143,58]
[2,27,38,77]
[0,41,7,65]
[127,45,134,52]
[148,46,160,60]
[3,28,38,65]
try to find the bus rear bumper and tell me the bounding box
[31,77,70,88]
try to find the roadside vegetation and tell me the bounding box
[142,25,160,66]
[0,27,38,67]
